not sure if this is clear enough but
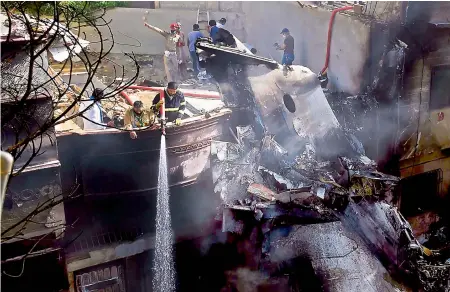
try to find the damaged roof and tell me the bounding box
[1,47,55,103]
[1,12,89,103]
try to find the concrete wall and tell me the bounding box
[157,1,243,12]
[151,2,373,94]
[241,2,371,95]
[87,4,373,94]
[84,8,246,55]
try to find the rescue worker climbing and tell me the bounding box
[215,27,237,48]
[124,100,156,139]
[152,82,186,126]
[143,21,183,82]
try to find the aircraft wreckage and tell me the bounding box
[195,38,450,291]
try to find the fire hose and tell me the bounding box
[121,85,221,102]
[119,86,221,134]
[320,6,353,75]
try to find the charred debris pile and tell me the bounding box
[199,41,450,290]
[212,120,449,291]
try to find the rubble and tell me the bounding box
[1,12,90,61]
[198,38,449,288]
[211,122,449,291]
[247,183,276,202]
[236,125,256,145]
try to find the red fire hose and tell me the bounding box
[119,90,136,105]
[120,87,167,134]
[120,86,220,106]
[320,6,353,75]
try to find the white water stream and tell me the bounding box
[153,135,176,291]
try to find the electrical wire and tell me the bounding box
[112,30,142,48]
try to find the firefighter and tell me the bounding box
[144,21,182,82]
[124,100,156,139]
[152,82,186,126]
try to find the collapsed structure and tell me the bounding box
[196,35,450,291]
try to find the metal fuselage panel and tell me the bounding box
[245,65,357,159]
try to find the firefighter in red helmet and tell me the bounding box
[143,21,184,82]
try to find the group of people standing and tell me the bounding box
[144,17,240,82]
[79,19,295,136]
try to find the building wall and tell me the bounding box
[400,30,450,196]
[153,1,374,94]
[241,2,371,95]
[158,1,220,11]
[157,1,243,12]
[84,8,246,55]
[400,31,450,146]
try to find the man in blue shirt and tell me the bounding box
[187,24,204,75]
[209,20,219,44]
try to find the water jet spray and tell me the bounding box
[159,90,167,135]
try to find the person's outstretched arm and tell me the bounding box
[144,22,169,38]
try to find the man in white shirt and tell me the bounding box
[79,88,113,130]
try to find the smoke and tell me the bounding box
[326,91,416,164]
[223,268,269,292]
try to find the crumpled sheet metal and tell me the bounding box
[211,141,265,203]
[257,166,297,190]
[259,136,289,172]
[247,183,277,201]
[236,125,256,144]
[339,201,450,291]
[211,141,243,162]
[213,163,256,202]
[246,65,357,160]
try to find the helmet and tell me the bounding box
[170,23,180,30]
[167,81,179,90]
[280,28,290,34]
[219,18,226,25]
